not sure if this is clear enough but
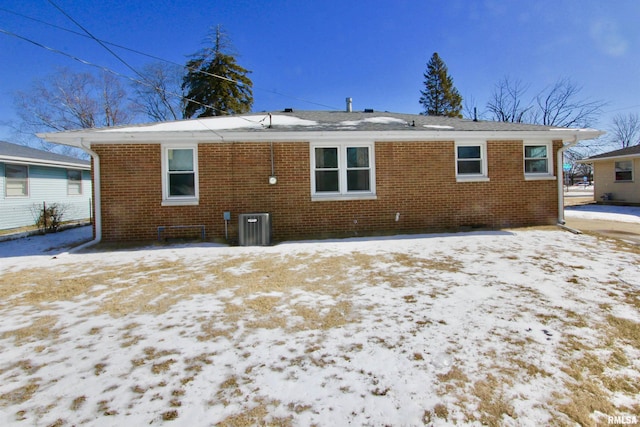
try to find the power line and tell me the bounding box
[0,27,265,138]
[47,0,149,85]
[0,6,340,111]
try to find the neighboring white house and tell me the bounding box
[0,141,92,231]
[580,145,640,205]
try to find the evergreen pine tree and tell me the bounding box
[419,52,462,117]
[182,26,253,118]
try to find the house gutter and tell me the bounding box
[71,139,102,251]
[556,135,580,226]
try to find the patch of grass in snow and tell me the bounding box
[607,315,640,348]
[553,314,640,426]
[70,395,86,411]
[215,398,293,427]
[472,375,516,427]
[1,315,61,345]
[0,381,39,404]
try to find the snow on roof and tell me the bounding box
[338,117,408,127]
[98,114,319,133]
[423,125,455,130]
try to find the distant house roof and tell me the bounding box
[581,144,640,162]
[38,110,604,146]
[0,141,90,169]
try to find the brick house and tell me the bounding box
[579,145,640,204]
[39,110,602,244]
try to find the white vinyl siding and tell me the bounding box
[1,163,92,230]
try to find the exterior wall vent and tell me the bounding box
[238,213,272,246]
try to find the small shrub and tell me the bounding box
[31,203,68,233]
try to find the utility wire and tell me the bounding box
[47,0,150,85]
[0,27,261,138]
[0,6,340,111]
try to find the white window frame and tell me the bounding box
[5,163,29,198]
[310,142,376,201]
[523,142,555,180]
[161,144,199,206]
[455,141,489,182]
[67,169,83,196]
[614,160,633,182]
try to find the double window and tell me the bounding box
[455,142,488,181]
[615,160,633,182]
[312,144,375,199]
[5,164,28,197]
[67,170,83,195]
[161,145,199,205]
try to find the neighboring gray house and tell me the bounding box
[0,141,92,231]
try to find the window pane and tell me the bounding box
[6,164,27,178]
[615,161,633,181]
[6,180,28,197]
[315,147,338,169]
[68,182,82,195]
[347,147,369,168]
[68,170,82,181]
[457,146,481,159]
[168,149,194,171]
[525,159,548,173]
[169,173,195,196]
[615,171,633,181]
[525,146,547,158]
[315,170,339,192]
[347,170,370,191]
[458,160,482,174]
[6,164,28,196]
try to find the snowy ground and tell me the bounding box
[565,204,640,224]
[0,218,639,426]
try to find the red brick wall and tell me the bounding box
[92,140,561,242]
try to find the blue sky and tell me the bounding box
[1,0,639,145]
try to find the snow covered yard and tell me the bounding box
[0,228,638,426]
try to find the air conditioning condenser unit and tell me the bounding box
[238,213,272,246]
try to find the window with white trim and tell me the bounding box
[615,160,633,182]
[311,144,375,198]
[161,145,199,205]
[524,143,554,179]
[67,169,83,195]
[5,164,28,197]
[455,142,488,181]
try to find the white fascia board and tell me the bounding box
[578,153,640,163]
[38,129,604,146]
[0,155,90,170]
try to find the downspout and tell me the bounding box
[556,135,579,226]
[71,139,102,251]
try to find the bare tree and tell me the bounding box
[486,77,533,123]
[101,72,131,126]
[609,112,640,148]
[487,76,605,129]
[130,62,183,122]
[532,78,606,128]
[12,67,132,153]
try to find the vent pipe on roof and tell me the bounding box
[346,97,352,112]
